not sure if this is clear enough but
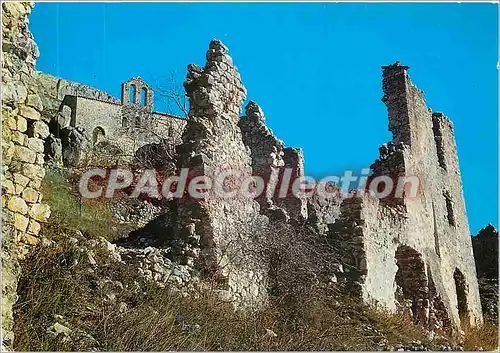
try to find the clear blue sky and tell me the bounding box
[30,2,498,234]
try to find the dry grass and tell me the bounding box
[462,322,499,351]
[12,233,454,352]
[41,168,133,242]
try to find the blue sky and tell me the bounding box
[30,2,498,234]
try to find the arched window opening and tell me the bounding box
[453,268,470,326]
[122,116,128,128]
[141,87,147,106]
[92,126,105,145]
[129,84,136,104]
[135,115,141,128]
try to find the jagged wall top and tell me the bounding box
[184,39,246,120]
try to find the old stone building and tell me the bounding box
[46,76,186,166]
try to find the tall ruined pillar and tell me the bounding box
[174,40,269,307]
[381,63,483,329]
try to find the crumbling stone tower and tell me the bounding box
[330,62,483,332]
[173,40,269,307]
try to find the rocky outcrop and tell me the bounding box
[1,2,51,347]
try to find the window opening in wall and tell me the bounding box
[122,116,128,128]
[129,84,136,104]
[135,115,141,128]
[432,117,447,170]
[141,87,147,106]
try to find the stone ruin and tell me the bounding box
[1,2,488,347]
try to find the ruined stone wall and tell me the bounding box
[173,40,269,307]
[1,2,51,347]
[330,63,483,332]
[32,71,119,122]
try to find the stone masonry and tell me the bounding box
[1,2,51,347]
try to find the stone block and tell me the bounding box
[12,131,26,145]
[21,188,39,203]
[19,105,41,121]
[2,180,15,195]
[28,178,42,189]
[2,142,15,165]
[5,115,17,130]
[26,94,43,112]
[13,145,36,163]
[13,173,30,187]
[14,183,25,195]
[13,213,29,232]
[35,153,45,165]
[27,137,44,153]
[29,203,51,222]
[22,163,45,180]
[16,116,27,132]
[7,196,28,214]
[22,233,40,245]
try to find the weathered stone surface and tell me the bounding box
[2,81,27,105]
[16,116,27,132]
[7,196,28,214]
[28,203,51,222]
[44,134,62,161]
[2,2,51,346]
[21,187,39,203]
[22,163,45,180]
[238,101,286,216]
[13,173,30,187]
[22,233,40,245]
[14,213,29,232]
[27,137,44,153]
[2,180,15,195]
[328,62,483,334]
[19,104,41,121]
[13,145,36,163]
[472,224,498,324]
[12,131,26,145]
[26,93,43,112]
[27,219,41,235]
